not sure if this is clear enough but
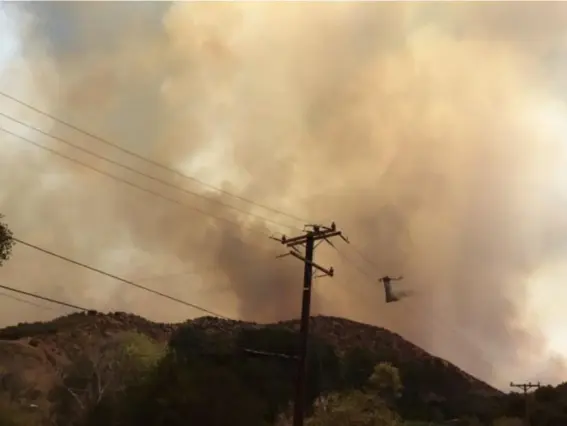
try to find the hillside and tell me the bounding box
[0,312,500,420]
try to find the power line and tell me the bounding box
[0,281,296,362]
[348,243,382,272]
[0,90,418,293]
[12,237,234,320]
[0,283,88,312]
[0,290,56,311]
[0,90,308,224]
[3,239,301,361]
[0,126,271,238]
[0,100,379,278]
[0,111,300,233]
[4,109,376,290]
[131,255,267,282]
[331,245,376,281]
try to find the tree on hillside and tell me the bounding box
[341,347,379,390]
[101,325,343,426]
[125,354,267,426]
[302,362,404,426]
[0,215,14,266]
[368,362,403,404]
[306,390,403,426]
[235,327,343,421]
[92,326,269,426]
[50,332,164,426]
[169,324,233,361]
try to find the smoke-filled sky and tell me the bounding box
[1,1,567,389]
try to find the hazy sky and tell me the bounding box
[1,2,567,390]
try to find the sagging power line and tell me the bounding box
[0,123,375,281]
[0,111,385,288]
[11,237,233,320]
[0,290,56,311]
[0,280,299,361]
[0,126,272,238]
[1,236,300,361]
[0,124,402,310]
[0,120,386,298]
[272,222,349,426]
[0,283,88,312]
[0,94,385,279]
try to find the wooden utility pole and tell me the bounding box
[510,381,541,426]
[272,222,348,426]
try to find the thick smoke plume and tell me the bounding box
[1,2,567,388]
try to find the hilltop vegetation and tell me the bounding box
[0,312,564,426]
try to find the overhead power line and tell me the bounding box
[0,126,271,238]
[0,283,88,312]
[0,290,56,311]
[0,98,386,281]
[348,243,383,272]
[331,245,375,281]
[0,126,382,292]
[0,113,387,292]
[0,90,307,224]
[0,111,300,233]
[0,281,298,362]
[12,237,233,320]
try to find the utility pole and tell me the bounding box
[510,381,541,426]
[272,222,348,426]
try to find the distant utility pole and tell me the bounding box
[510,381,541,426]
[272,222,349,426]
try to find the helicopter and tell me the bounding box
[378,275,405,303]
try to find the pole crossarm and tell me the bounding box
[284,230,343,248]
[289,251,334,277]
[510,382,541,392]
